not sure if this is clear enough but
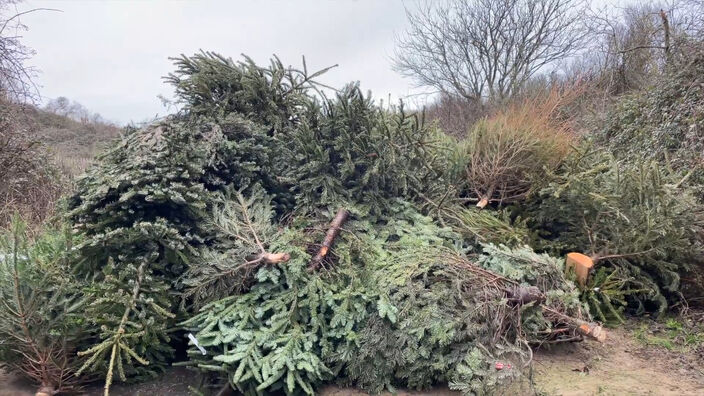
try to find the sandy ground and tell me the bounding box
[529,327,704,396]
[2,327,702,396]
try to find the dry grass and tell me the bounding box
[29,105,120,176]
[51,147,95,177]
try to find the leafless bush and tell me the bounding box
[424,73,583,138]
[0,0,39,103]
[0,97,64,228]
[423,95,489,138]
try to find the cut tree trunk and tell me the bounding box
[259,252,290,265]
[542,306,607,342]
[565,252,594,287]
[35,385,56,396]
[309,208,349,271]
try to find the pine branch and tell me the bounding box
[76,261,152,396]
[181,191,289,307]
[448,251,606,342]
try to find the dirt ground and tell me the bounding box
[2,326,702,396]
[529,326,703,396]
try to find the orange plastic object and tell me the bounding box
[565,252,594,287]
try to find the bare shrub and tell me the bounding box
[424,73,586,139]
[0,0,42,103]
[583,1,704,95]
[423,94,488,138]
[0,1,64,228]
[0,98,63,228]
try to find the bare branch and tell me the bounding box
[0,1,60,102]
[394,0,588,103]
[0,7,60,35]
[581,0,704,94]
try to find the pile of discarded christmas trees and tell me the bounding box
[1,52,701,396]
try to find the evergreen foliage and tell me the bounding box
[180,189,282,308]
[524,147,704,315]
[10,49,701,396]
[167,52,456,214]
[578,50,704,305]
[579,266,651,326]
[64,52,456,391]
[439,206,530,247]
[66,100,300,389]
[182,224,367,395]
[596,52,704,197]
[0,217,87,394]
[478,243,580,303]
[184,201,585,395]
[66,120,218,386]
[75,257,175,388]
[290,85,452,214]
[165,52,330,128]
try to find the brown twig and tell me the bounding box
[308,208,349,271]
[595,248,656,262]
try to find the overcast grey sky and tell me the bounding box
[18,0,422,124]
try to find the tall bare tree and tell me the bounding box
[394,0,587,103]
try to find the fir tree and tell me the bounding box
[66,120,217,388]
[182,226,370,395]
[0,217,87,395]
[523,147,704,315]
[65,54,338,392]
[184,200,586,395]
[596,51,704,198]
[180,189,287,308]
[290,84,452,214]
